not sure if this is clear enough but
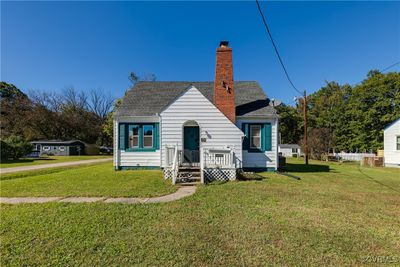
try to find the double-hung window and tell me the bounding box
[250,125,262,149]
[143,125,153,148]
[242,123,272,152]
[129,126,139,148]
[397,136,400,151]
[120,123,159,151]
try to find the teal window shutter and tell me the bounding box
[264,123,272,151]
[154,123,160,149]
[242,123,249,150]
[138,125,143,148]
[119,124,126,150]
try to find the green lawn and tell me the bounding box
[0,163,176,197]
[0,155,111,168]
[1,158,399,266]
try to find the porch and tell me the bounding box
[163,146,237,184]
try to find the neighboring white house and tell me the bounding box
[278,144,302,157]
[383,118,400,167]
[113,41,279,184]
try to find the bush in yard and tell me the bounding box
[1,136,33,160]
[0,140,12,161]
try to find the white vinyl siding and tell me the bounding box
[384,120,400,167]
[113,117,161,168]
[237,118,278,170]
[160,86,244,167]
[119,150,160,166]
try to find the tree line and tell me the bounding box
[1,70,398,160]
[277,70,400,158]
[0,82,114,147]
[0,71,155,154]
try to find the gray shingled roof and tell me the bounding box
[114,81,277,118]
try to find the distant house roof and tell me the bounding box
[114,81,278,118]
[384,118,400,131]
[279,144,301,149]
[30,140,85,145]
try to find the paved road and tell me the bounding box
[0,186,196,204]
[0,158,113,174]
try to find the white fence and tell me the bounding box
[337,153,376,161]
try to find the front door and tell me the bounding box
[183,126,200,163]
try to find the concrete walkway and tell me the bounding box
[0,158,112,174]
[0,186,196,205]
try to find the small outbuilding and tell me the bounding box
[383,118,400,167]
[31,140,86,156]
[278,144,302,157]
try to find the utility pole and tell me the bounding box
[303,90,309,165]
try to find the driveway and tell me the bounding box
[0,158,113,174]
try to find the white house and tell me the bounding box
[113,41,279,184]
[278,144,302,157]
[383,118,400,167]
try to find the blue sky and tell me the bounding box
[1,1,399,104]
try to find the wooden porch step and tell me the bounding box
[178,166,200,171]
[179,181,201,186]
[177,176,201,182]
[178,171,200,175]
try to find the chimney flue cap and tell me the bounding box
[219,41,229,48]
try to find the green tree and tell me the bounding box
[1,135,33,160]
[345,71,400,151]
[102,98,122,146]
[0,82,33,139]
[276,104,302,144]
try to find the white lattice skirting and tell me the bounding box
[163,168,173,180]
[204,168,236,182]
[163,167,237,182]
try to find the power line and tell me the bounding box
[352,60,400,86]
[255,0,302,95]
[381,60,400,72]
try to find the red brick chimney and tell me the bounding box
[214,41,235,123]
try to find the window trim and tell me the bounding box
[43,146,50,151]
[242,122,272,153]
[121,123,158,152]
[129,125,140,149]
[396,135,400,151]
[143,125,154,148]
[249,125,262,149]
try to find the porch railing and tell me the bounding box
[203,148,235,168]
[165,145,236,184]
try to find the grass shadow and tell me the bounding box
[285,163,330,173]
[237,172,266,181]
[277,172,301,180]
[358,166,400,194]
[205,180,229,186]
[0,158,56,164]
